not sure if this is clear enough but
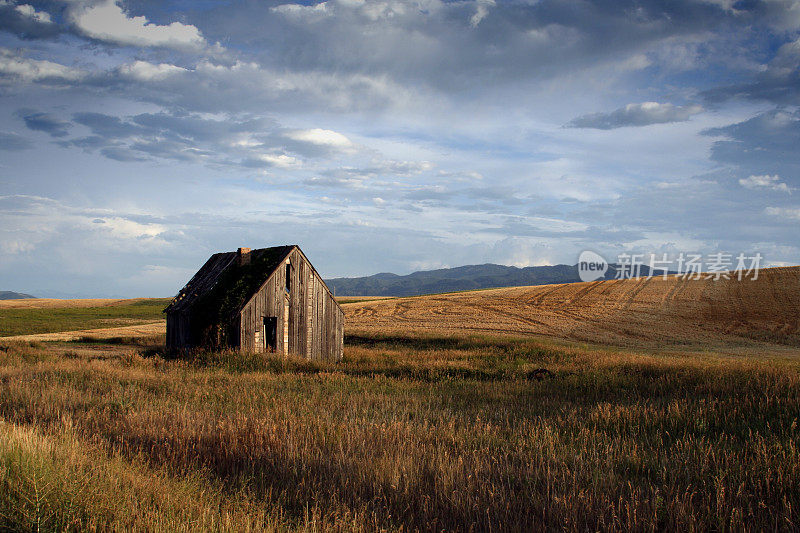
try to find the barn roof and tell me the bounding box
[165,245,294,313]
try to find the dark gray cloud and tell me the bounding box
[0,0,780,119]
[18,109,70,137]
[1,0,797,115]
[20,108,371,173]
[57,135,109,150]
[130,138,209,161]
[198,0,738,90]
[0,0,739,117]
[1,0,779,93]
[59,110,262,163]
[0,1,61,41]
[706,70,800,107]
[73,112,146,138]
[704,36,800,106]
[99,145,148,162]
[568,102,704,129]
[0,130,33,149]
[703,109,800,186]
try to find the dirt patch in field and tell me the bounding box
[1,321,166,342]
[343,267,800,349]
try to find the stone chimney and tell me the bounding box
[237,247,251,266]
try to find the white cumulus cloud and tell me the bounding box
[0,48,84,82]
[470,0,494,27]
[14,3,53,23]
[271,2,330,20]
[255,153,301,168]
[118,60,188,81]
[69,0,206,50]
[286,128,354,149]
[765,206,800,219]
[739,174,791,193]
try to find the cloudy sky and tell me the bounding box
[1,0,799,297]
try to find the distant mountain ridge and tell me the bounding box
[326,263,671,297]
[0,291,36,300]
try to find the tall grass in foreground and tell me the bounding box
[0,335,799,531]
[0,421,287,531]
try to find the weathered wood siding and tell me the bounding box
[238,247,344,360]
[166,311,190,349]
[166,308,240,351]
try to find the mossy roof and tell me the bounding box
[165,245,294,314]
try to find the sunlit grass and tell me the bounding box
[1,333,798,530]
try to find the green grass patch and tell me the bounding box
[0,299,170,337]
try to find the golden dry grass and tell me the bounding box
[344,267,800,348]
[0,298,158,309]
[1,334,799,531]
[1,270,799,530]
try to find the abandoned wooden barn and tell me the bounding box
[165,245,344,360]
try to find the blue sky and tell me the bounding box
[0,0,799,297]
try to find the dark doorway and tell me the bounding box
[263,316,278,352]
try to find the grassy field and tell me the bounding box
[1,272,798,531]
[1,332,799,531]
[0,298,170,337]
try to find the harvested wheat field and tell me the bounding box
[0,298,151,309]
[345,266,800,348]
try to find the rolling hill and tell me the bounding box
[342,266,800,348]
[326,263,670,296]
[0,291,35,300]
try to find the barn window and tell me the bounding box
[285,263,292,293]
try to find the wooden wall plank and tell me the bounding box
[215,245,343,360]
